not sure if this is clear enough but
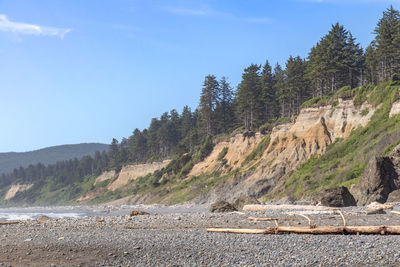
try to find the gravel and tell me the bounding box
[0,204,400,266]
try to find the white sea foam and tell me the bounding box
[0,211,85,221]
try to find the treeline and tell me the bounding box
[115,6,400,167]
[0,151,109,190]
[2,6,400,188]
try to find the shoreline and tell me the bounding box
[1,204,400,266]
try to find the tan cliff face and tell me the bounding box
[263,99,374,165]
[188,133,266,178]
[78,99,380,205]
[4,184,33,200]
[198,99,377,202]
[107,160,170,191]
[77,160,171,202]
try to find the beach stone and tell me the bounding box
[38,215,51,221]
[358,156,399,205]
[386,189,400,203]
[210,201,237,212]
[129,210,149,216]
[233,196,260,210]
[310,186,356,207]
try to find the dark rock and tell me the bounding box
[210,201,237,213]
[310,186,356,207]
[349,184,361,203]
[233,196,260,210]
[387,189,400,203]
[130,210,150,216]
[357,156,399,206]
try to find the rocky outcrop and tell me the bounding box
[389,100,400,117]
[387,189,400,203]
[4,184,33,200]
[357,156,399,205]
[210,201,237,212]
[310,187,356,207]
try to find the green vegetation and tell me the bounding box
[274,83,400,200]
[217,147,228,161]
[2,6,400,206]
[360,108,369,116]
[242,136,271,166]
[301,96,330,108]
[0,143,108,176]
[382,138,400,156]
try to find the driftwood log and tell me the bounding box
[207,226,400,235]
[242,204,335,212]
[0,221,20,225]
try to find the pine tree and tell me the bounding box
[199,75,219,136]
[307,23,363,94]
[109,138,120,168]
[285,56,310,115]
[214,77,235,134]
[261,60,277,121]
[374,5,400,80]
[273,63,288,117]
[236,64,263,130]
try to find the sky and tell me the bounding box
[0,0,399,152]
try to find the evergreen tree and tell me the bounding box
[199,75,219,136]
[285,56,310,115]
[365,43,379,84]
[261,60,277,121]
[109,138,120,168]
[214,77,235,133]
[307,23,363,94]
[273,63,288,117]
[374,5,400,80]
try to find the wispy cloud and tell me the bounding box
[245,17,271,23]
[163,7,209,16]
[162,6,271,24]
[0,14,71,39]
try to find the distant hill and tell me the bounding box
[0,143,109,175]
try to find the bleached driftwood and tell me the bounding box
[367,202,393,210]
[209,210,400,235]
[391,211,400,215]
[207,225,400,235]
[243,204,335,212]
[366,208,386,215]
[248,217,278,222]
[0,221,20,225]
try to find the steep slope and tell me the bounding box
[200,98,376,203]
[101,83,398,205]
[0,143,109,175]
[2,83,399,207]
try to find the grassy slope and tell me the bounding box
[269,82,400,200]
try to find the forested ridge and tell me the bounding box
[2,6,400,203]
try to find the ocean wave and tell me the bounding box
[0,211,85,221]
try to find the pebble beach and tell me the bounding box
[1,204,400,266]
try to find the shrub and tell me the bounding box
[360,108,369,117]
[217,147,228,161]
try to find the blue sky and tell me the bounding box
[0,0,399,152]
